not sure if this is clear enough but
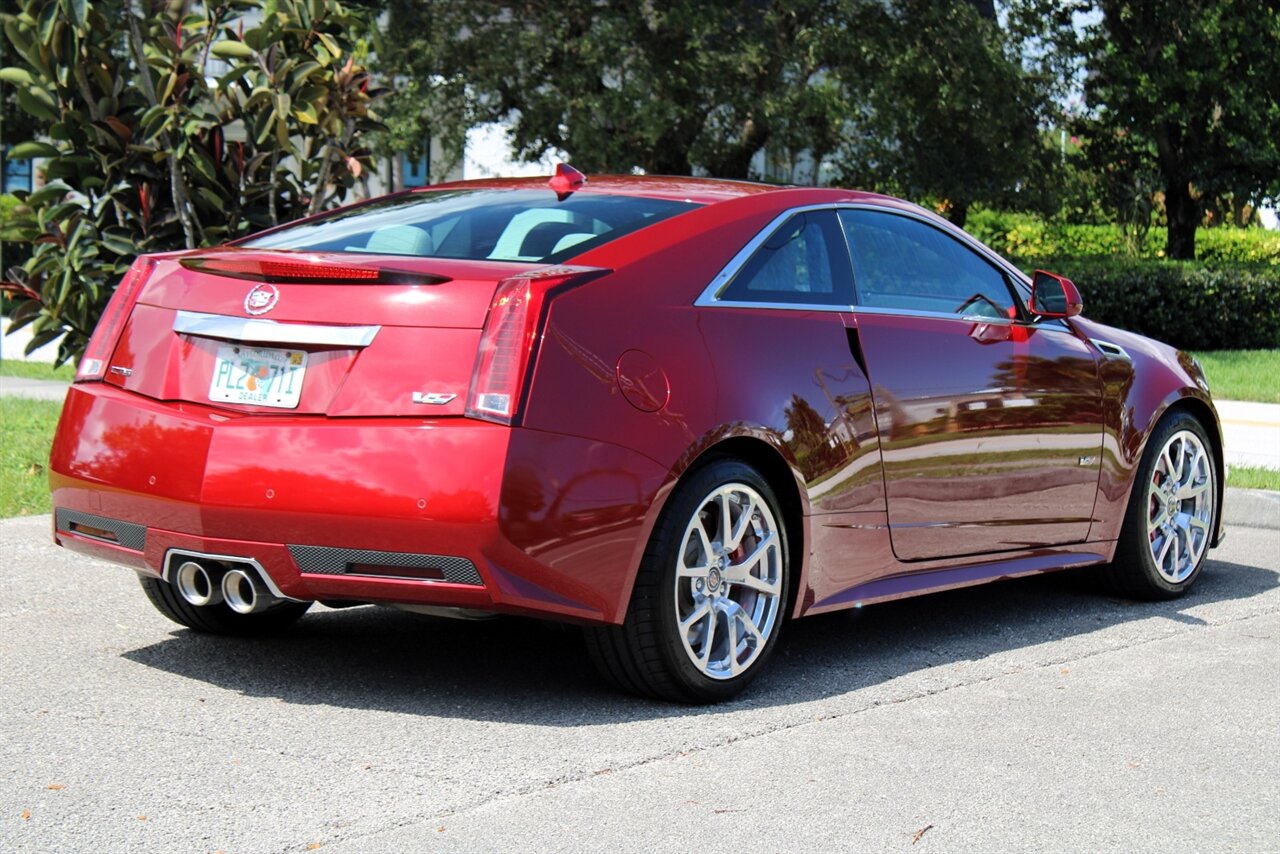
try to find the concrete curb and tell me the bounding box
[0,375,70,402]
[1224,487,1280,531]
[2,376,1276,529]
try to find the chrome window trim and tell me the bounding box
[697,299,854,313]
[694,204,844,310]
[835,204,1035,292]
[855,304,1002,324]
[695,201,1045,317]
[834,204,1032,307]
[851,304,1077,334]
[173,310,380,348]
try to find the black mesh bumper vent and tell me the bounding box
[287,544,483,586]
[55,509,147,552]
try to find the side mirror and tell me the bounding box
[1030,270,1083,318]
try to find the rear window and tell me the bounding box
[238,190,699,263]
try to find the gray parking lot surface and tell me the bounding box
[2,511,1277,853]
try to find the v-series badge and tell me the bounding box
[412,392,457,405]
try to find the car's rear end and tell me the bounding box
[49,182,700,623]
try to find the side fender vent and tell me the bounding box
[1090,338,1132,361]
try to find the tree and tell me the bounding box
[1081,0,1280,259]
[830,0,1059,227]
[376,1,1056,224]
[0,0,383,363]
[376,1,859,180]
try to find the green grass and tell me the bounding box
[1191,349,1280,403]
[1227,465,1280,491]
[0,397,61,517]
[0,360,75,382]
[1,350,1273,518]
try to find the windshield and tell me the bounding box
[239,189,700,264]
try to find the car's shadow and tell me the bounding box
[122,557,1277,723]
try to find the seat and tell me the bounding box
[365,225,433,256]
[519,221,586,258]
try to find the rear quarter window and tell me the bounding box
[239,190,699,263]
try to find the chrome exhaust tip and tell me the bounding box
[174,560,223,607]
[221,567,278,614]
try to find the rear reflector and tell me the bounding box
[466,265,608,425]
[180,256,449,286]
[76,258,156,382]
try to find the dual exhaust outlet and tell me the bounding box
[173,560,283,614]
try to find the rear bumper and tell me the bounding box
[51,383,669,623]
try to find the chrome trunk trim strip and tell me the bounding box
[173,311,380,347]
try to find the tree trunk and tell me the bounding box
[1163,178,1198,260]
[309,142,334,216]
[703,120,770,181]
[947,200,970,229]
[1231,196,1252,228]
[643,125,697,176]
[705,146,757,181]
[965,0,996,20]
[268,149,280,226]
[126,1,199,249]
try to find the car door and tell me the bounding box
[838,208,1104,561]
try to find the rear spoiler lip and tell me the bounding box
[179,254,452,286]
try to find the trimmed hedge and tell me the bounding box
[969,209,1280,267]
[1013,255,1280,351]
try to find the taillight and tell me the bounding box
[76,258,156,382]
[466,265,607,425]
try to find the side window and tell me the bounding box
[719,210,854,306]
[839,210,1017,319]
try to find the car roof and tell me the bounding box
[422,174,894,206]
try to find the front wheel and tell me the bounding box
[1101,411,1218,600]
[585,459,790,703]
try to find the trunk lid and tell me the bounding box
[104,250,533,417]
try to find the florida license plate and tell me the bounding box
[209,345,308,409]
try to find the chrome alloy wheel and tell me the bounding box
[673,483,784,680]
[1146,429,1215,583]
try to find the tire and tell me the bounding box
[584,459,791,703]
[1100,411,1218,600]
[138,575,312,635]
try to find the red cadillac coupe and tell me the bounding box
[49,167,1223,702]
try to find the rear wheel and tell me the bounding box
[1101,411,1217,600]
[585,459,790,703]
[138,575,311,635]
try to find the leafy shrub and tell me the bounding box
[969,209,1280,266]
[1194,229,1280,267]
[0,0,382,364]
[0,193,32,317]
[1015,255,1280,350]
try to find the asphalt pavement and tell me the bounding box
[1,501,1277,853]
